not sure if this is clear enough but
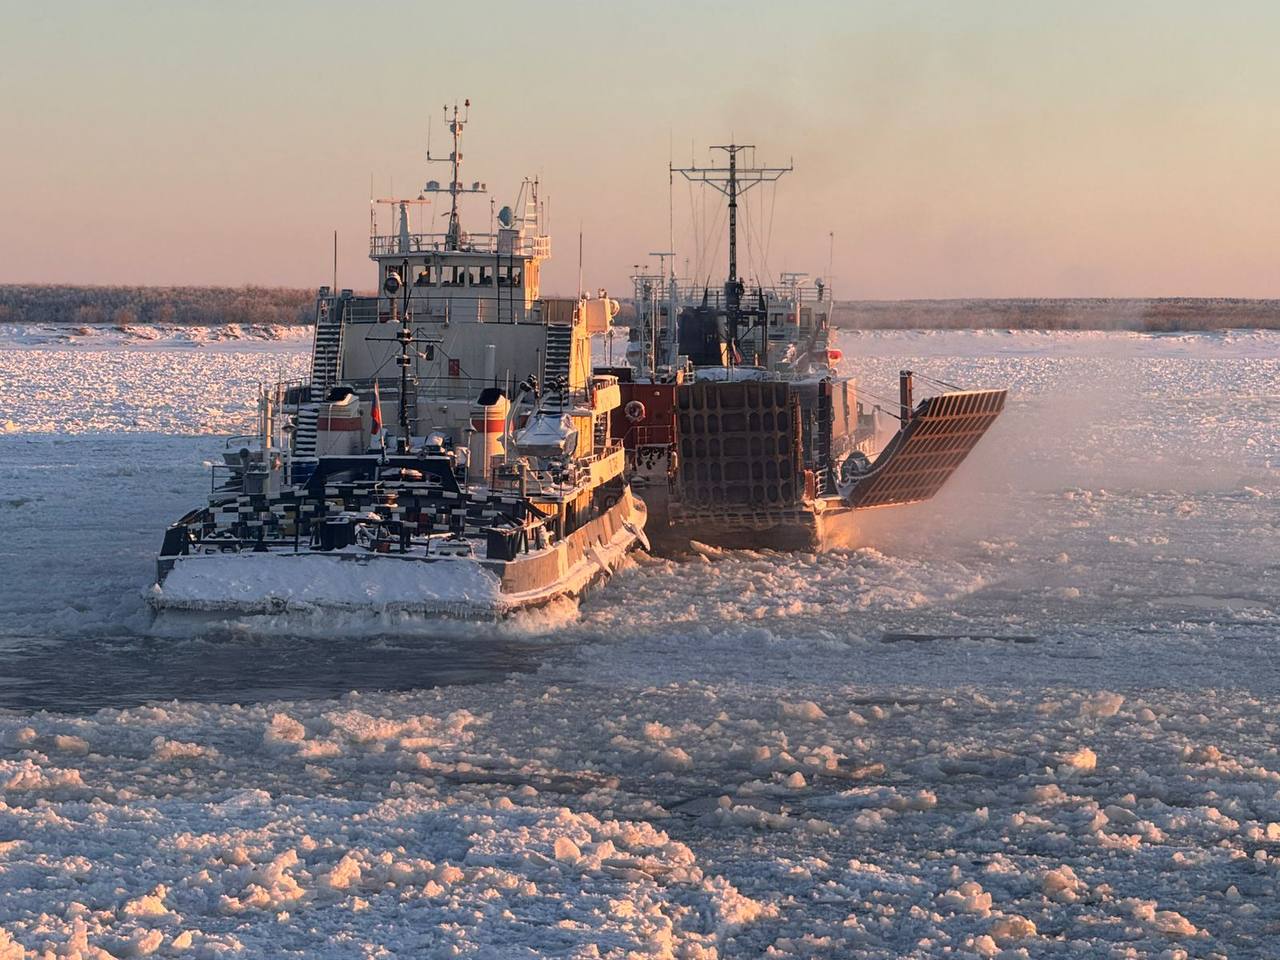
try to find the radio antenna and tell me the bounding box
[424,99,486,251]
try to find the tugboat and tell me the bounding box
[602,143,1007,551]
[151,104,646,619]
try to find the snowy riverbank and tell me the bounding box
[0,330,1275,957]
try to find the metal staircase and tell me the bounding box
[292,404,320,458]
[543,322,572,397]
[309,295,346,402]
[292,293,347,461]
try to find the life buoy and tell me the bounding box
[624,400,646,423]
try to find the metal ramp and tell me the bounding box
[843,389,1007,509]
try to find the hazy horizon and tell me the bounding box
[4,1,1279,299]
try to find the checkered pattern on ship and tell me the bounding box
[672,380,804,511]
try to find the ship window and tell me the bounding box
[467,266,481,286]
[497,265,511,285]
[443,266,465,286]
[510,267,522,287]
[476,266,493,286]
[415,264,434,286]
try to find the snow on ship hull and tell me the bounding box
[150,492,646,621]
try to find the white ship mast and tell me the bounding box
[425,99,487,251]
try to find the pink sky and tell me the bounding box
[3,1,1279,298]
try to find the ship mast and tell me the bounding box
[426,99,486,250]
[672,145,791,357]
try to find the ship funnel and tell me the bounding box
[469,388,508,487]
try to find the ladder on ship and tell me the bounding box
[309,295,347,401]
[294,294,347,459]
[543,321,572,402]
[292,404,320,458]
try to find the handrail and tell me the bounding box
[370,231,551,258]
[335,293,538,326]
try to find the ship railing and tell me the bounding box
[487,443,623,496]
[573,442,623,465]
[673,287,829,310]
[645,279,830,312]
[334,373,549,405]
[370,231,551,258]
[209,462,241,495]
[332,293,538,327]
[620,423,674,449]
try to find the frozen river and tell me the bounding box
[0,326,1276,957]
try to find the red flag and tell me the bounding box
[371,380,383,437]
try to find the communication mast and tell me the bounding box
[425,99,487,250]
[672,144,791,352]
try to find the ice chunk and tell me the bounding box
[941,881,993,916]
[1132,900,1199,938]
[778,700,827,722]
[553,837,582,863]
[656,746,693,772]
[120,884,172,918]
[0,930,24,960]
[150,736,218,762]
[264,712,306,746]
[1058,746,1097,776]
[989,914,1037,944]
[1080,691,1124,718]
[1041,865,1085,904]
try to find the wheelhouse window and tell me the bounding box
[476,266,494,286]
[467,266,481,286]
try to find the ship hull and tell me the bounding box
[150,491,647,622]
[624,378,1005,553]
[645,497,892,553]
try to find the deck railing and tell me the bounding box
[370,231,551,258]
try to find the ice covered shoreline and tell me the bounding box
[0,323,312,351]
[0,331,1276,956]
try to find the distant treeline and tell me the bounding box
[0,284,315,326]
[5,286,1278,331]
[832,298,1280,331]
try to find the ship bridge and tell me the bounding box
[299,102,624,459]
